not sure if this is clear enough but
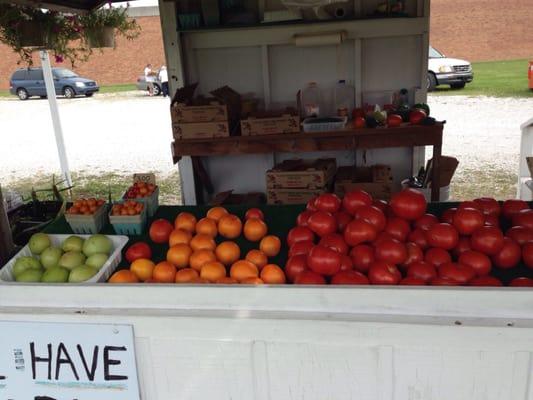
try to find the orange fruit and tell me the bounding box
[215,276,238,284]
[245,249,268,270]
[175,268,199,283]
[109,269,139,283]
[169,229,192,246]
[218,214,243,239]
[260,264,286,284]
[196,217,218,238]
[200,261,227,282]
[215,241,241,266]
[241,277,264,285]
[243,218,268,242]
[190,234,216,252]
[130,258,155,281]
[192,277,210,284]
[230,260,259,282]
[167,244,193,269]
[206,206,229,222]
[153,261,176,283]
[174,212,197,233]
[189,249,217,272]
[259,235,281,257]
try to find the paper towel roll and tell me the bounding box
[294,31,346,47]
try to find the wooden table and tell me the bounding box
[172,123,444,201]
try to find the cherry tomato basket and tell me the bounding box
[122,186,159,218]
[109,204,148,235]
[64,204,109,234]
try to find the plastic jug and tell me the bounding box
[334,80,355,119]
[301,82,322,118]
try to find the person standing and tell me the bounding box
[144,63,154,96]
[159,65,169,97]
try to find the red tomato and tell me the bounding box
[307,245,342,276]
[285,255,308,282]
[287,226,315,247]
[149,219,174,244]
[400,242,424,268]
[334,211,352,232]
[245,208,264,220]
[385,217,411,242]
[409,109,427,125]
[438,262,475,285]
[414,213,439,231]
[474,197,501,217]
[426,223,459,250]
[452,207,485,235]
[372,199,389,214]
[387,114,403,127]
[512,209,533,230]
[294,271,326,285]
[407,261,437,282]
[296,210,314,227]
[368,261,402,285]
[355,205,386,232]
[509,277,533,287]
[470,226,504,255]
[342,190,373,216]
[408,228,429,250]
[440,208,457,224]
[307,211,337,237]
[452,236,472,258]
[340,254,354,271]
[522,242,533,269]
[458,250,491,277]
[492,237,521,269]
[430,277,459,286]
[288,240,315,257]
[350,244,375,273]
[375,239,407,265]
[344,219,378,246]
[390,189,427,220]
[319,233,349,255]
[400,277,427,286]
[424,247,452,267]
[484,215,500,227]
[506,226,533,245]
[125,242,152,263]
[315,193,341,213]
[306,197,318,211]
[502,199,529,220]
[331,270,369,285]
[353,116,366,129]
[457,201,481,211]
[469,276,503,287]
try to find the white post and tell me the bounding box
[40,50,72,187]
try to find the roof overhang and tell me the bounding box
[1,0,133,12]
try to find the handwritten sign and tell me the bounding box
[0,321,140,400]
[133,173,156,185]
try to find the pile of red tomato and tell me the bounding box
[286,189,533,286]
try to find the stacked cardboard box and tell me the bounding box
[241,109,300,136]
[335,165,393,200]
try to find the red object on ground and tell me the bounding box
[529,61,533,89]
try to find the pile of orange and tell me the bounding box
[67,198,106,215]
[111,200,144,216]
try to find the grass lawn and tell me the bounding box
[432,59,533,98]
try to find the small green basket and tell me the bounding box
[109,204,147,236]
[65,204,108,234]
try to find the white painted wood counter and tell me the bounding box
[1,285,533,399]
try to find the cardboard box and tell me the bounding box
[267,188,325,205]
[241,112,300,136]
[172,121,230,140]
[266,158,337,190]
[335,165,393,200]
[171,102,228,123]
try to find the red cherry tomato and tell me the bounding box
[245,208,264,220]
[470,226,504,256]
[307,245,342,276]
[414,213,439,231]
[372,199,389,214]
[306,197,318,211]
[294,271,326,285]
[492,237,521,269]
[125,242,152,263]
[342,190,373,216]
[506,226,533,246]
[319,233,349,255]
[440,208,457,224]
[430,277,459,286]
[400,277,427,286]
[438,262,475,285]
[385,217,411,242]
[452,236,472,258]
[484,214,500,227]
[315,193,342,213]
[350,244,375,273]
[407,261,437,282]
[458,250,491,277]
[469,276,503,287]
[502,199,529,220]
[426,223,459,250]
[287,226,315,247]
[452,207,485,235]
[344,219,378,246]
[512,209,533,230]
[340,254,354,271]
[424,247,452,267]
[375,238,407,265]
[522,242,533,269]
[149,219,174,244]
[408,228,429,250]
[509,277,533,287]
[334,211,352,232]
[368,261,402,285]
[296,210,314,227]
[474,197,501,217]
[390,188,427,220]
[355,205,386,232]
[400,242,424,269]
[307,211,337,237]
[331,270,369,285]
[285,255,308,282]
[288,240,315,257]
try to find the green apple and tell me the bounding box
[82,235,112,257]
[40,247,63,269]
[86,253,108,270]
[58,251,86,271]
[68,265,98,283]
[29,233,51,255]
[16,269,43,283]
[62,235,84,253]
[13,257,42,279]
[41,267,70,283]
